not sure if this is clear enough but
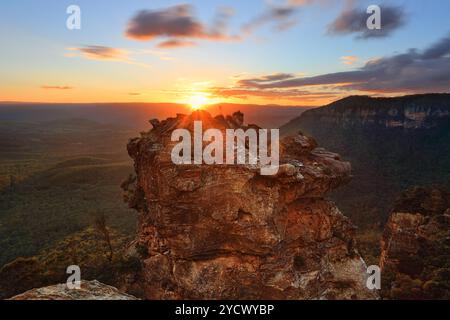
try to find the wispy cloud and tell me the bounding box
[242,73,297,82]
[237,73,297,87]
[209,86,336,102]
[340,55,359,65]
[66,45,151,68]
[41,85,74,90]
[242,5,300,34]
[157,39,197,49]
[70,46,128,60]
[241,0,326,34]
[328,4,406,39]
[70,46,173,63]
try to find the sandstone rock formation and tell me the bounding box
[10,280,137,300]
[380,186,450,299]
[122,110,377,300]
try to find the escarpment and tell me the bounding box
[122,110,377,300]
[282,94,450,135]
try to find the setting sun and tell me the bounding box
[188,93,210,110]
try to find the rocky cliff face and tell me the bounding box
[122,110,377,300]
[380,186,450,299]
[282,94,450,134]
[10,280,137,300]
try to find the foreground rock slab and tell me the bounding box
[10,280,138,300]
[122,111,377,300]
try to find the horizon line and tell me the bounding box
[1,92,450,108]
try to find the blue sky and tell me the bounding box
[1,0,449,105]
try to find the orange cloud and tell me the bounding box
[209,87,337,102]
[68,46,128,61]
[340,55,359,65]
[157,39,197,49]
[41,85,74,90]
[66,46,151,68]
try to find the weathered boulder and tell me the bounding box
[380,186,450,299]
[122,110,377,300]
[10,280,137,300]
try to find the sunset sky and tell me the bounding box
[1,0,450,106]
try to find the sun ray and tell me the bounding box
[188,93,210,110]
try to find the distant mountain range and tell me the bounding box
[0,102,308,130]
[280,94,450,227]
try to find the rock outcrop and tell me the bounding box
[380,186,450,299]
[10,280,137,300]
[122,110,377,300]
